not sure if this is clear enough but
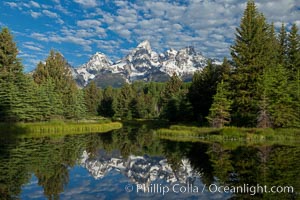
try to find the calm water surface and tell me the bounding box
[0,125,299,200]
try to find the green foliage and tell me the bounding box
[156,125,300,147]
[207,81,232,128]
[33,50,86,120]
[114,83,134,119]
[0,27,23,79]
[230,1,274,126]
[159,74,192,122]
[84,81,102,116]
[0,28,28,122]
[98,86,116,118]
[278,23,288,66]
[0,122,122,136]
[287,24,300,79]
[188,61,226,123]
[260,65,298,127]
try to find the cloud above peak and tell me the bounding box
[73,0,98,8]
[1,0,299,71]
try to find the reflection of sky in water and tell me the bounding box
[20,165,230,200]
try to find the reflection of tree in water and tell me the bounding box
[0,133,102,200]
[100,125,163,158]
[35,163,69,200]
[160,140,215,185]
[208,143,234,185]
[207,143,300,200]
[0,139,35,200]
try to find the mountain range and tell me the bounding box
[73,40,221,87]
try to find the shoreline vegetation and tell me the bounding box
[0,120,122,138]
[156,125,300,146]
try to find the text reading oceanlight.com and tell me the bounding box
[125,183,294,196]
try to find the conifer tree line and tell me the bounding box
[0,0,299,127]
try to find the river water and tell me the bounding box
[0,125,299,199]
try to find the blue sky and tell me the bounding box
[0,0,299,72]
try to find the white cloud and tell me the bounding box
[30,33,48,42]
[30,10,41,18]
[42,10,59,18]
[77,19,101,28]
[73,0,97,8]
[4,2,18,8]
[56,18,64,24]
[29,1,40,8]
[23,44,43,51]
[55,4,72,15]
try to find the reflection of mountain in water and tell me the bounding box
[80,150,202,186]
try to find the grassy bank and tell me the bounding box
[0,121,122,138]
[156,125,300,146]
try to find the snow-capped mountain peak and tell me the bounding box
[73,41,220,87]
[137,40,152,52]
[84,52,112,71]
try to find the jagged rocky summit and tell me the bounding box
[73,40,220,87]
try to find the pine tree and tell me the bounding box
[286,24,300,127]
[219,57,231,81]
[0,27,23,81]
[35,81,52,121]
[70,89,86,120]
[98,86,116,118]
[261,65,297,127]
[16,76,39,122]
[257,93,272,128]
[207,81,232,128]
[33,50,79,119]
[114,83,134,119]
[84,81,102,116]
[188,61,221,123]
[0,80,20,122]
[0,27,24,122]
[287,24,300,79]
[278,23,288,67]
[33,62,49,85]
[159,73,184,120]
[160,73,182,105]
[230,0,272,126]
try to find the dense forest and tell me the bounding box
[0,1,299,128]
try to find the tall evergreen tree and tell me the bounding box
[219,57,231,81]
[33,50,79,119]
[206,81,232,128]
[257,92,272,128]
[0,27,25,122]
[84,81,102,116]
[188,61,221,123]
[260,65,297,127]
[98,86,116,118]
[160,73,185,121]
[114,83,134,119]
[278,23,288,67]
[286,24,300,126]
[160,73,182,105]
[0,27,23,81]
[230,0,272,126]
[287,24,300,79]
